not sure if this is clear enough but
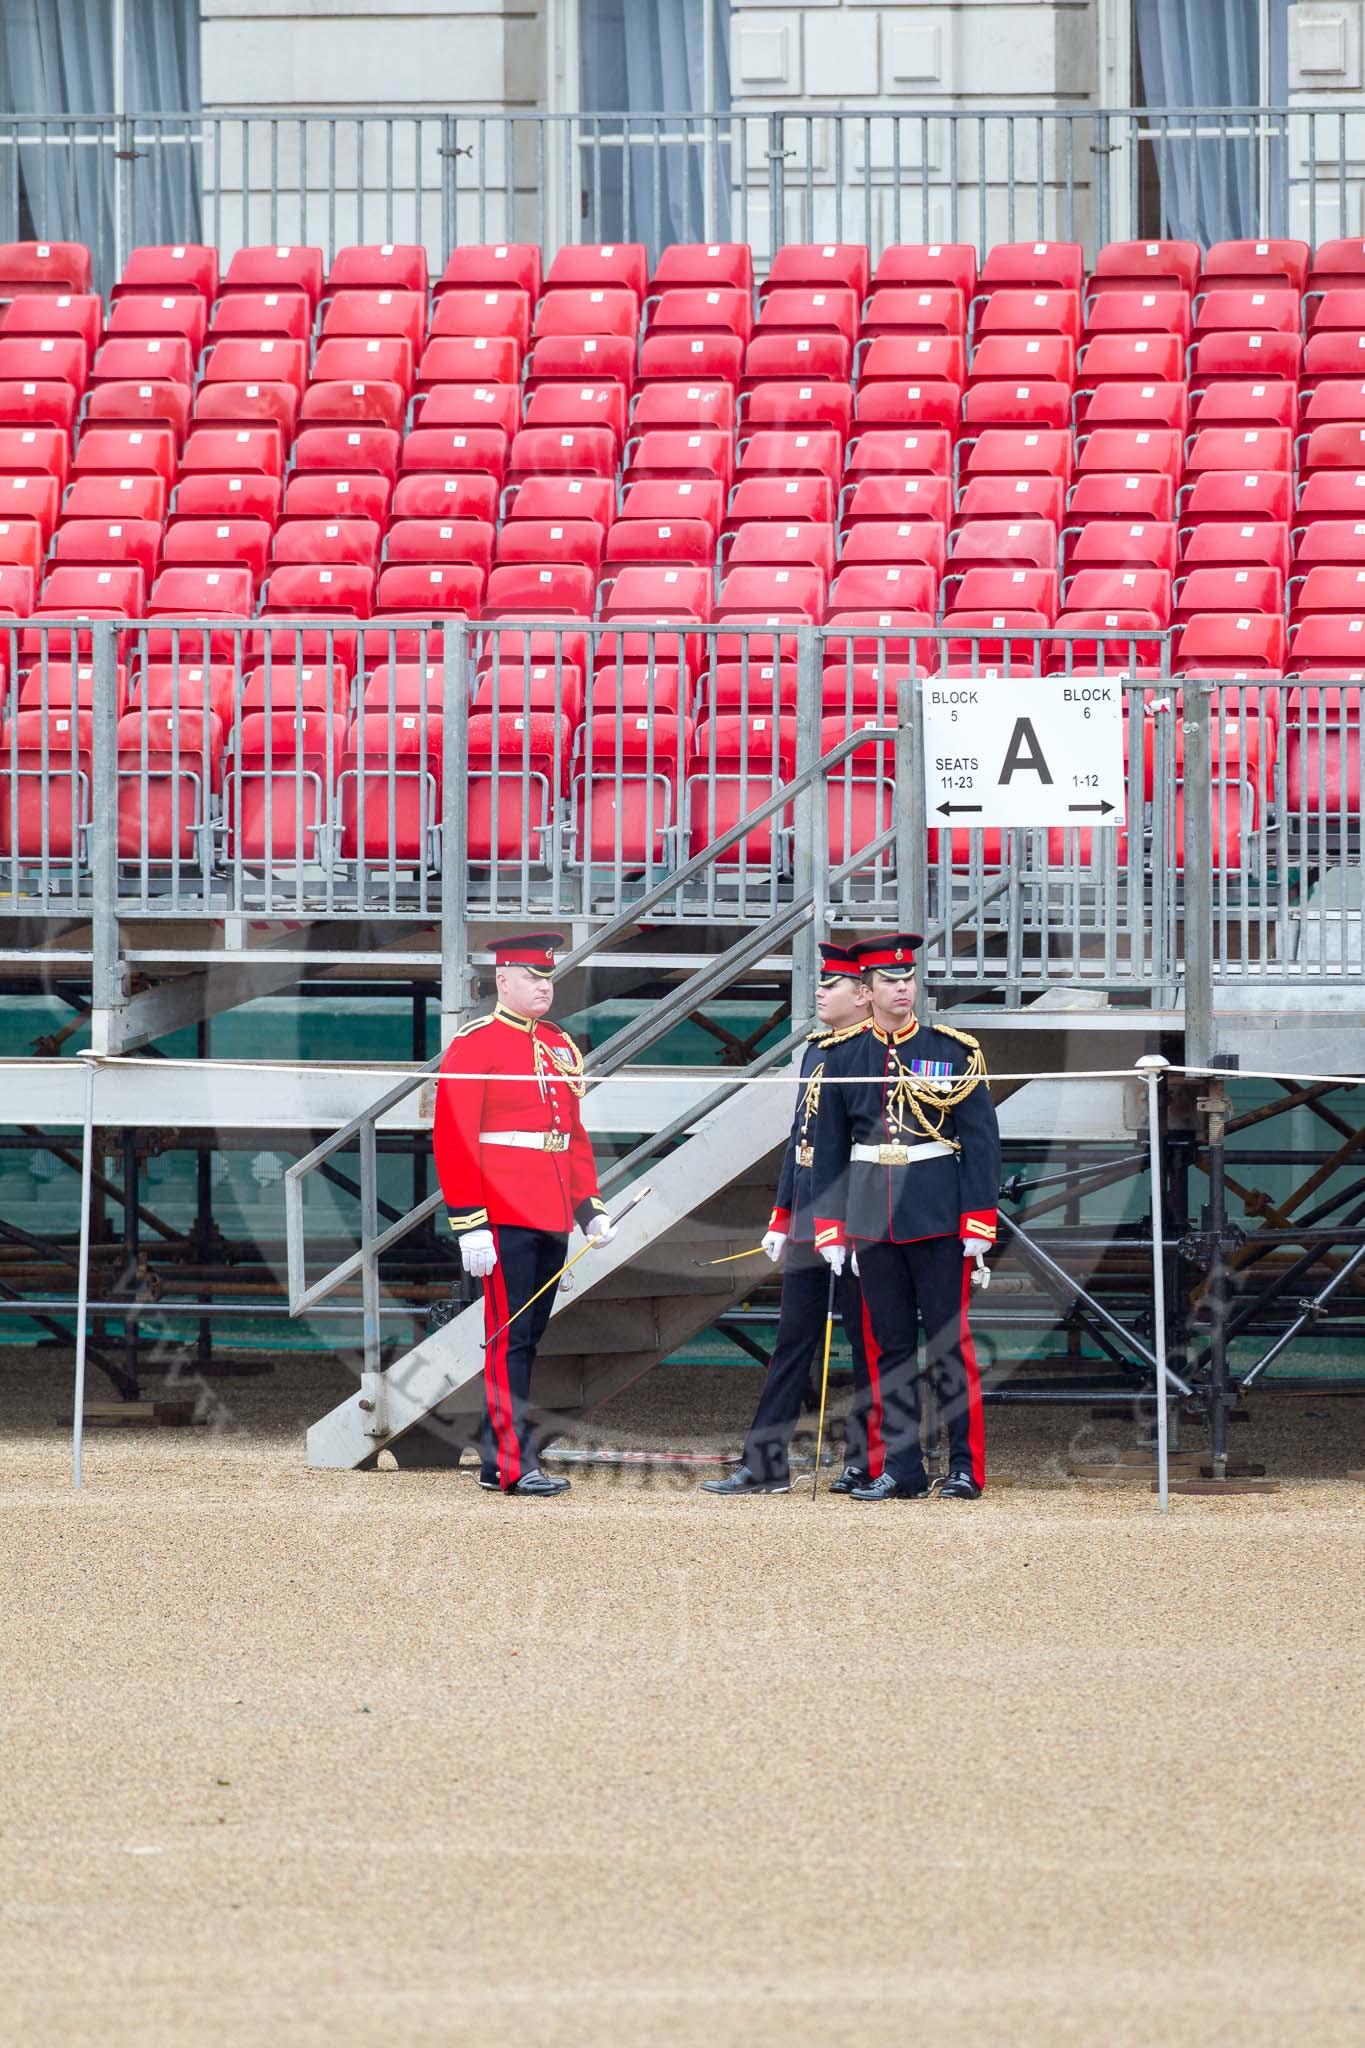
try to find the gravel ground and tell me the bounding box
[3,1349,1364,2048]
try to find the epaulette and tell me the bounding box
[818,1018,872,1047]
[452,1013,495,1039]
[935,1022,981,1051]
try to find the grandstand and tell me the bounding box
[0,62,1364,1494]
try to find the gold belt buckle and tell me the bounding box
[543,1131,568,1153]
[879,1143,910,1166]
[796,1144,814,1168]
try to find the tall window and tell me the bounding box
[0,0,200,273]
[1131,0,1291,240]
[578,0,730,252]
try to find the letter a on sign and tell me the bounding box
[921,676,1126,828]
[999,717,1053,785]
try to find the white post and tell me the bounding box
[71,1053,99,1490]
[1137,1054,1171,1511]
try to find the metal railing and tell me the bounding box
[2,105,1362,289]
[6,618,1363,1003]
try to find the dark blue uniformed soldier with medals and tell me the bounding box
[811,934,1001,1500]
[703,941,886,1496]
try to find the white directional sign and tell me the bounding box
[921,676,1126,830]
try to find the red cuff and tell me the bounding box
[961,1209,997,1244]
[767,1206,792,1232]
[813,1218,845,1251]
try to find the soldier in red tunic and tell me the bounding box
[433,933,612,1496]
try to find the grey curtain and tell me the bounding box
[1135,0,1291,242]
[0,0,200,279]
[580,0,730,254]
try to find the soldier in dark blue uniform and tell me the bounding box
[702,942,886,1496]
[812,934,1001,1501]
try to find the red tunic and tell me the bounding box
[433,1002,605,1237]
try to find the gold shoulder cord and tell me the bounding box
[534,1031,588,1099]
[885,1029,987,1152]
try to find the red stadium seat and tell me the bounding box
[0,291,101,353]
[495,519,602,574]
[177,426,282,479]
[73,426,176,485]
[389,518,496,574]
[173,472,282,525]
[955,474,1066,524]
[389,472,495,524]
[0,334,88,391]
[756,288,859,346]
[686,713,796,867]
[1174,565,1282,621]
[1088,240,1200,295]
[1075,383,1190,434]
[400,426,508,484]
[299,381,404,433]
[1177,469,1292,524]
[507,425,617,483]
[312,335,414,393]
[484,562,594,617]
[161,517,273,587]
[1065,520,1177,575]
[764,244,870,301]
[1082,290,1191,345]
[466,711,566,864]
[190,382,298,437]
[0,707,92,861]
[293,425,400,480]
[320,289,425,351]
[326,245,428,296]
[973,288,1081,349]
[50,518,160,582]
[1176,612,1286,673]
[262,562,375,617]
[209,291,312,340]
[222,245,324,306]
[0,242,92,294]
[573,711,691,868]
[726,475,833,527]
[1200,238,1309,291]
[338,711,443,866]
[415,383,520,438]
[0,379,77,432]
[0,471,59,538]
[272,518,382,570]
[980,240,1083,294]
[964,334,1073,385]
[1076,332,1185,384]
[861,286,967,340]
[545,243,647,299]
[1188,329,1303,387]
[115,708,222,863]
[532,288,639,340]
[872,244,977,299]
[639,330,744,386]
[961,380,1069,432]
[630,383,736,436]
[419,335,523,389]
[646,286,752,343]
[649,243,754,294]
[1194,287,1300,335]
[227,709,341,866]
[428,290,531,355]
[948,520,1058,573]
[727,521,835,578]
[503,474,617,527]
[436,243,541,298]
[523,381,629,448]
[114,245,218,300]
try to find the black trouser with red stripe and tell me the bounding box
[479,1223,568,1490]
[855,1232,986,1488]
[741,1243,884,1485]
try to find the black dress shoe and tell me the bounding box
[478,1469,499,1490]
[505,1468,570,1497]
[830,1464,870,1495]
[850,1468,930,1502]
[937,1470,982,1500]
[700,1463,791,1495]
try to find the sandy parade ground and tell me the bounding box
[2,1349,1363,2048]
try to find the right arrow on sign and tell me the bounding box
[1067,801,1116,815]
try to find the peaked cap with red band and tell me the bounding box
[490,931,563,976]
[853,932,924,978]
[818,941,863,983]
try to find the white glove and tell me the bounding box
[761,1229,787,1265]
[585,1211,615,1249]
[819,1244,846,1278]
[460,1228,497,1278]
[963,1240,991,1291]
[850,1249,860,1278]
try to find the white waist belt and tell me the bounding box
[852,1139,953,1166]
[481,1129,570,1153]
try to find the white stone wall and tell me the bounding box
[199,0,545,264]
[1287,1,1365,240]
[729,0,1100,261]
